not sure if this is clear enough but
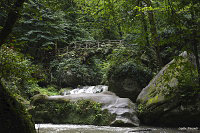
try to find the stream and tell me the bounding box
[35,124,199,133]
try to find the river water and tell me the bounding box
[35,124,199,133]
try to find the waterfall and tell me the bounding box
[63,85,108,95]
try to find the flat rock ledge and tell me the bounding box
[30,92,140,127]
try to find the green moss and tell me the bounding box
[0,83,36,133]
[146,95,160,105]
[143,56,198,106]
[137,104,144,113]
[30,99,115,126]
[29,84,59,96]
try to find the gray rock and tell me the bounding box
[31,92,140,127]
[107,61,152,102]
[136,52,200,126]
[109,77,143,102]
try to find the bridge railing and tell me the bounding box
[57,40,124,54]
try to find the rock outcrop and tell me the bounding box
[30,92,140,127]
[137,52,200,127]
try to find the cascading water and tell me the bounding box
[62,85,108,95]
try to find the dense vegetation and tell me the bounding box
[0,0,199,130]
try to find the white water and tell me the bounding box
[35,124,199,133]
[69,85,108,95]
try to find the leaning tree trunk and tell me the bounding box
[0,0,26,45]
[0,0,36,132]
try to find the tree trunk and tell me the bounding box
[141,11,150,46]
[144,0,164,69]
[0,1,36,132]
[193,43,200,86]
[0,0,26,45]
[139,3,158,71]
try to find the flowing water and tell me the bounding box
[35,124,199,133]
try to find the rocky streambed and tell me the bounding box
[30,52,200,131]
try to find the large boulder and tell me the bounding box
[30,92,140,127]
[107,61,152,102]
[137,52,200,127]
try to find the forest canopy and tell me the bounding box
[0,0,199,101]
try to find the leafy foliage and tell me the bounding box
[13,0,91,63]
[0,46,41,98]
[50,54,102,87]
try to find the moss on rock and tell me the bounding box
[30,95,115,126]
[0,83,36,133]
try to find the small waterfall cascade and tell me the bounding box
[61,85,108,95]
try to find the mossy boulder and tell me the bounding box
[0,83,36,133]
[137,52,200,127]
[30,92,140,126]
